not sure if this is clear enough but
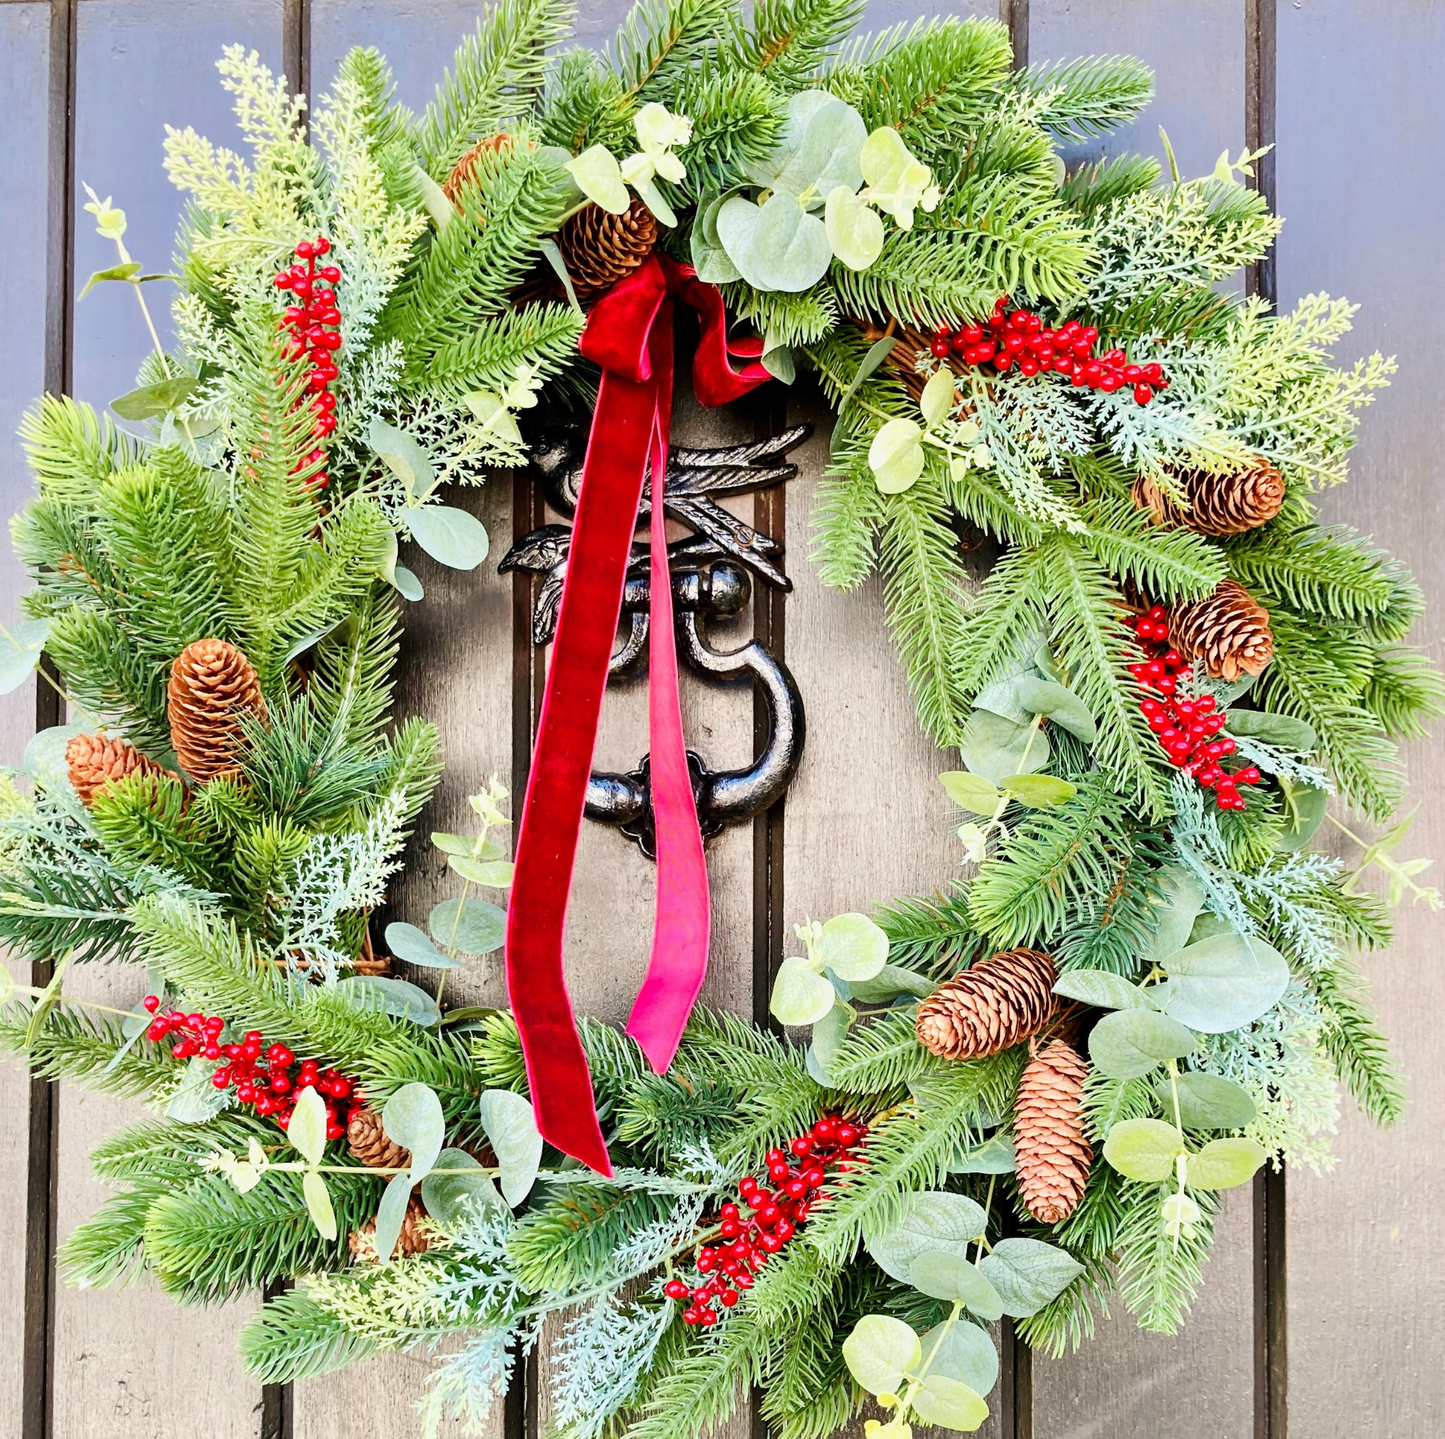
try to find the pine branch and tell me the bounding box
[1060,154,1161,216]
[1308,952,1404,1126]
[874,884,987,978]
[1113,1180,1217,1334]
[240,1286,379,1382]
[1080,493,1226,602]
[727,0,863,85]
[1012,54,1154,142]
[1361,646,1445,742]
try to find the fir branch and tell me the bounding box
[874,884,986,978]
[1308,952,1404,1126]
[727,0,863,85]
[1113,1180,1217,1334]
[240,1287,379,1382]
[1012,54,1154,141]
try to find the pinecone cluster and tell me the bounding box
[349,1195,433,1262]
[1133,455,1285,536]
[1014,1040,1092,1224]
[65,733,173,807]
[1170,578,1275,682]
[346,1106,409,1170]
[167,638,267,783]
[915,948,1057,1061]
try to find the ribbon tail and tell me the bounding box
[625,368,711,1072]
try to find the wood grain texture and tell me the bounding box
[1276,4,1445,1435]
[1025,5,1255,1436]
[0,8,51,1436]
[51,5,286,1436]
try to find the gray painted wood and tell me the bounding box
[0,8,51,1435]
[1276,4,1445,1436]
[1025,5,1256,1437]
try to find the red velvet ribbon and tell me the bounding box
[505,254,772,1175]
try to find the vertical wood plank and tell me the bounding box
[1276,4,1445,1435]
[1022,5,1257,1438]
[0,10,53,1435]
[52,6,286,1437]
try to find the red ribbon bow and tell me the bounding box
[505,253,772,1175]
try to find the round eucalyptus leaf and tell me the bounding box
[1276,775,1329,851]
[1225,709,1317,751]
[383,1082,446,1180]
[751,192,832,292]
[478,1089,543,1206]
[1186,1136,1267,1190]
[449,854,514,887]
[816,911,889,981]
[1154,1071,1257,1130]
[715,197,772,289]
[864,1191,987,1284]
[1051,968,1152,1012]
[796,97,867,195]
[1145,865,1206,963]
[391,564,424,602]
[1101,1117,1185,1183]
[860,123,915,191]
[1088,1008,1197,1079]
[824,185,884,270]
[1158,932,1290,1033]
[368,415,434,497]
[958,710,1049,786]
[384,921,461,969]
[564,144,629,212]
[972,674,1034,725]
[335,975,442,1027]
[947,1131,1016,1175]
[868,417,925,493]
[429,897,506,955]
[812,1001,853,1073]
[910,1373,989,1432]
[1014,677,1097,742]
[939,770,1001,815]
[24,724,84,792]
[0,617,49,696]
[977,1238,1085,1318]
[908,1251,1004,1319]
[746,88,840,189]
[919,1318,999,1395]
[770,955,836,1026]
[1001,773,1076,809]
[841,1314,921,1395]
[421,1147,506,1229]
[288,1085,330,1166]
[406,505,489,570]
[848,964,938,1003]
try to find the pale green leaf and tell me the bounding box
[1102,1117,1185,1182]
[841,1314,922,1395]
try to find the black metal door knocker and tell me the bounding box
[501,424,811,856]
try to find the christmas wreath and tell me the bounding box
[2,6,1440,1438]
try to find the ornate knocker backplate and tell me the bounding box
[500,424,811,856]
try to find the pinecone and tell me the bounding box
[65,732,173,807]
[555,198,657,305]
[167,638,267,784]
[1015,1040,1092,1224]
[346,1106,409,1170]
[349,1195,432,1262]
[442,133,513,204]
[1133,456,1285,536]
[915,949,1057,1061]
[1169,579,1275,682]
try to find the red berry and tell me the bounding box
[931,339,951,357]
[1134,384,1154,405]
[720,1289,740,1307]
[790,1136,813,1157]
[665,1279,689,1299]
[836,1123,860,1147]
[682,1307,700,1324]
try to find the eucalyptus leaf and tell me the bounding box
[289,1085,330,1166]
[336,975,441,1027]
[1088,1008,1197,1079]
[977,1238,1085,1318]
[848,964,938,1003]
[824,184,884,269]
[0,618,50,695]
[369,416,435,498]
[958,710,1049,785]
[1014,677,1097,742]
[539,237,585,314]
[111,377,198,421]
[283,616,347,664]
[919,1318,999,1394]
[1102,1117,1185,1183]
[919,367,958,429]
[1051,969,1153,1011]
[972,674,1033,725]
[910,1373,989,1431]
[372,1169,414,1265]
[1158,933,1290,1033]
[1186,1136,1267,1189]
[1154,1071,1257,1130]
[406,506,489,570]
[1225,709,1317,751]
[1276,775,1328,850]
[909,1251,1004,1319]
[565,144,629,212]
[1001,773,1076,808]
[939,770,1000,815]
[25,724,84,792]
[303,1169,339,1242]
[478,1089,543,1206]
[811,1002,852,1076]
[864,1191,987,1284]
[421,1147,506,1228]
[449,854,514,887]
[415,165,455,231]
[868,417,925,493]
[948,1131,1016,1175]
[804,1044,833,1086]
[816,912,888,981]
[165,1058,230,1123]
[1145,865,1206,963]
[841,1314,922,1395]
[770,955,836,1026]
[432,833,503,858]
[383,1082,446,1181]
[836,336,897,416]
[383,921,461,970]
[715,196,772,289]
[751,191,832,292]
[429,897,506,955]
[392,565,425,602]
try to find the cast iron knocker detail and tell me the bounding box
[500,424,810,856]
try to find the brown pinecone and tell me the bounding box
[1015,1040,1093,1224]
[346,1106,409,1170]
[349,1195,432,1262]
[442,133,513,204]
[1169,578,1275,682]
[915,949,1057,1061]
[1133,456,1285,537]
[65,732,173,807]
[555,198,657,305]
[167,639,267,784]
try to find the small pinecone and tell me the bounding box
[349,1195,432,1262]
[346,1106,409,1170]
[1170,578,1275,682]
[442,133,512,204]
[1015,1040,1092,1224]
[65,733,171,807]
[915,949,1057,1061]
[167,639,267,784]
[556,198,657,305]
[1133,456,1285,536]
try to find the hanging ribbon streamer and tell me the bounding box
[505,254,772,1175]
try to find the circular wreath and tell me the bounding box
[3,9,1438,1439]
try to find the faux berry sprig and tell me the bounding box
[143,997,360,1138]
[930,295,1167,405]
[1125,606,1261,810]
[664,1115,866,1326]
[273,235,342,490]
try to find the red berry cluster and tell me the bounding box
[664,1116,866,1327]
[1125,606,1261,811]
[272,236,342,490]
[142,996,359,1138]
[929,296,1167,405]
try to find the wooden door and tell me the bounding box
[0,2,1439,1436]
